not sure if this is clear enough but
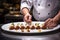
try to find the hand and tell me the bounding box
[43,18,58,29]
[24,13,32,23]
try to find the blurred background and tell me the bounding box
[0,0,34,24]
[0,0,24,24]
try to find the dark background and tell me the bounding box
[0,0,34,24]
[0,0,23,24]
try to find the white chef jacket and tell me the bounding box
[21,0,60,21]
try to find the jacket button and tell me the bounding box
[38,13,40,15]
[38,4,40,6]
[48,4,50,6]
[48,13,50,15]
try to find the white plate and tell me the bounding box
[1,22,60,33]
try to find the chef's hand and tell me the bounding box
[43,18,58,29]
[24,13,32,23]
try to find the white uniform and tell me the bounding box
[21,0,60,21]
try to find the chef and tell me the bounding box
[21,0,60,28]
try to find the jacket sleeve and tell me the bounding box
[21,0,33,11]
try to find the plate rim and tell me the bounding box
[1,22,60,34]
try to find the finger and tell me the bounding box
[27,19,31,22]
[29,15,32,20]
[24,16,27,22]
[47,23,57,29]
[48,19,53,24]
[26,18,31,23]
[27,15,31,21]
[26,15,32,23]
[29,16,32,21]
[24,16,29,23]
[27,18,32,23]
[46,19,53,28]
[45,18,51,24]
[23,16,26,22]
[43,18,51,27]
[27,16,30,20]
[47,24,54,29]
[46,23,54,29]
